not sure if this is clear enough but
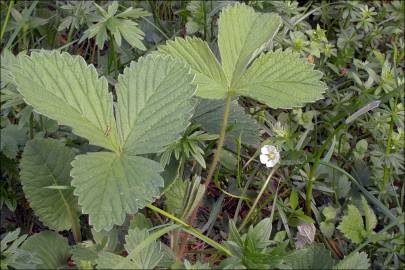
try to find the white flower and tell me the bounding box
[259,145,280,168]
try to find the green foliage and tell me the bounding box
[12,51,196,231]
[193,98,260,149]
[285,244,335,269]
[80,1,150,50]
[20,138,79,231]
[20,231,71,269]
[158,3,326,109]
[333,252,370,270]
[0,229,41,269]
[1,1,404,269]
[337,197,377,244]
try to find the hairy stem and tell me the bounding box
[177,93,232,259]
[205,93,232,189]
[147,204,232,256]
[238,165,279,231]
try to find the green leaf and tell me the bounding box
[20,231,70,269]
[96,251,139,269]
[337,205,366,244]
[0,125,27,159]
[290,189,298,210]
[320,222,335,238]
[235,51,327,109]
[218,3,281,85]
[71,152,163,231]
[11,51,119,151]
[165,178,188,217]
[157,37,228,99]
[71,244,98,269]
[193,98,260,149]
[20,138,79,231]
[286,244,335,269]
[322,206,337,221]
[124,228,163,269]
[115,55,196,155]
[13,52,196,231]
[333,252,370,270]
[96,225,179,269]
[129,213,153,230]
[361,196,377,232]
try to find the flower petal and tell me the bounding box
[261,145,270,154]
[274,151,280,163]
[266,159,276,168]
[260,154,269,164]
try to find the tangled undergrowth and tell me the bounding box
[1,1,404,269]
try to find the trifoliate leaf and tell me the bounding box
[71,152,163,231]
[11,51,119,151]
[218,3,281,84]
[157,37,228,99]
[337,205,366,244]
[235,51,327,109]
[286,244,335,269]
[333,252,370,270]
[13,52,196,231]
[20,231,70,269]
[20,138,79,231]
[361,196,377,232]
[115,55,196,155]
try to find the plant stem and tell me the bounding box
[305,123,346,214]
[0,0,14,44]
[176,93,232,259]
[146,204,232,256]
[71,215,82,243]
[205,93,232,189]
[381,97,398,194]
[238,165,279,231]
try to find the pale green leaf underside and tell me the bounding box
[218,3,281,84]
[12,51,196,231]
[124,228,163,269]
[11,51,118,151]
[157,37,228,99]
[20,138,79,231]
[96,227,164,269]
[20,231,70,269]
[71,152,163,231]
[116,55,196,155]
[236,51,327,109]
[96,251,139,269]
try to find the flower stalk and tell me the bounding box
[238,165,279,231]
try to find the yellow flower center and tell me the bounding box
[267,152,275,160]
